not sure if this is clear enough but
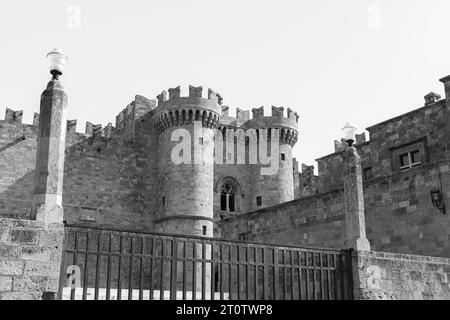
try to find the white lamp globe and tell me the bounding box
[47,48,69,75]
[342,123,357,142]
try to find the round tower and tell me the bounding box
[245,106,299,210]
[153,85,221,237]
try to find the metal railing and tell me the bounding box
[59,224,353,300]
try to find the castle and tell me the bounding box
[0,75,449,259]
[0,85,299,239]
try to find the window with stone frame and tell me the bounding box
[390,137,428,172]
[220,180,238,212]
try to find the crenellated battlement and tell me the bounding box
[156,85,223,106]
[153,85,223,134]
[4,108,23,124]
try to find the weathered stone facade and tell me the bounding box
[0,219,64,300]
[220,76,450,258]
[352,251,450,300]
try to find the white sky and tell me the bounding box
[0,0,449,168]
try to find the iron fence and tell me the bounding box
[59,224,353,300]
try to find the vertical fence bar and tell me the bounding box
[210,242,215,301]
[128,237,134,300]
[254,247,258,301]
[327,254,332,300]
[160,239,165,300]
[106,234,112,300]
[149,238,155,300]
[273,247,279,300]
[283,250,287,300]
[139,237,144,300]
[263,248,269,300]
[319,253,323,300]
[82,232,89,300]
[311,252,316,300]
[228,244,232,300]
[219,244,224,301]
[337,251,344,300]
[70,231,79,300]
[202,242,206,300]
[94,233,101,300]
[192,241,197,301]
[237,245,240,300]
[333,253,339,300]
[170,239,178,300]
[305,252,309,300]
[182,240,187,300]
[290,250,295,300]
[117,235,123,301]
[246,246,250,300]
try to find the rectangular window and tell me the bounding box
[390,138,427,172]
[256,196,262,206]
[162,197,166,207]
[363,167,373,180]
[239,233,248,241]
[202,226,207,236]
[199,137,204,145]
[399,150,421,170]
[281,153,286,161]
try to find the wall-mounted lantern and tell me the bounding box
[430,188,446,214]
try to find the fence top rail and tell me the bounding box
[64,222,349,254]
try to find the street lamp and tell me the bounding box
[342,123,357,147]
[47,48,68,80]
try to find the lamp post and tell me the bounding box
[342,123,357,147]
[33,49,69,223]
[341,122,370,252]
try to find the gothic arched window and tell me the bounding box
[217,177,241,213]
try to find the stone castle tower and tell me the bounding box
[153,86,221,237]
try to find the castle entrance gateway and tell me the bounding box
[58,224,354,300]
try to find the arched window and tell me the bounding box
[216,177,241,213]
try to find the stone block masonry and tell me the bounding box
[0,218,64,300]
[352,251,450,300]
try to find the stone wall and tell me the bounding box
[219,159,450,258]
[219,189,346,249]
[316,99,448,193]
[0,122,38,219]
[0,218,64,300]
[0,120,156,231]
[353,251,450,300]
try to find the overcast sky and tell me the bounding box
[0,0,449,170]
